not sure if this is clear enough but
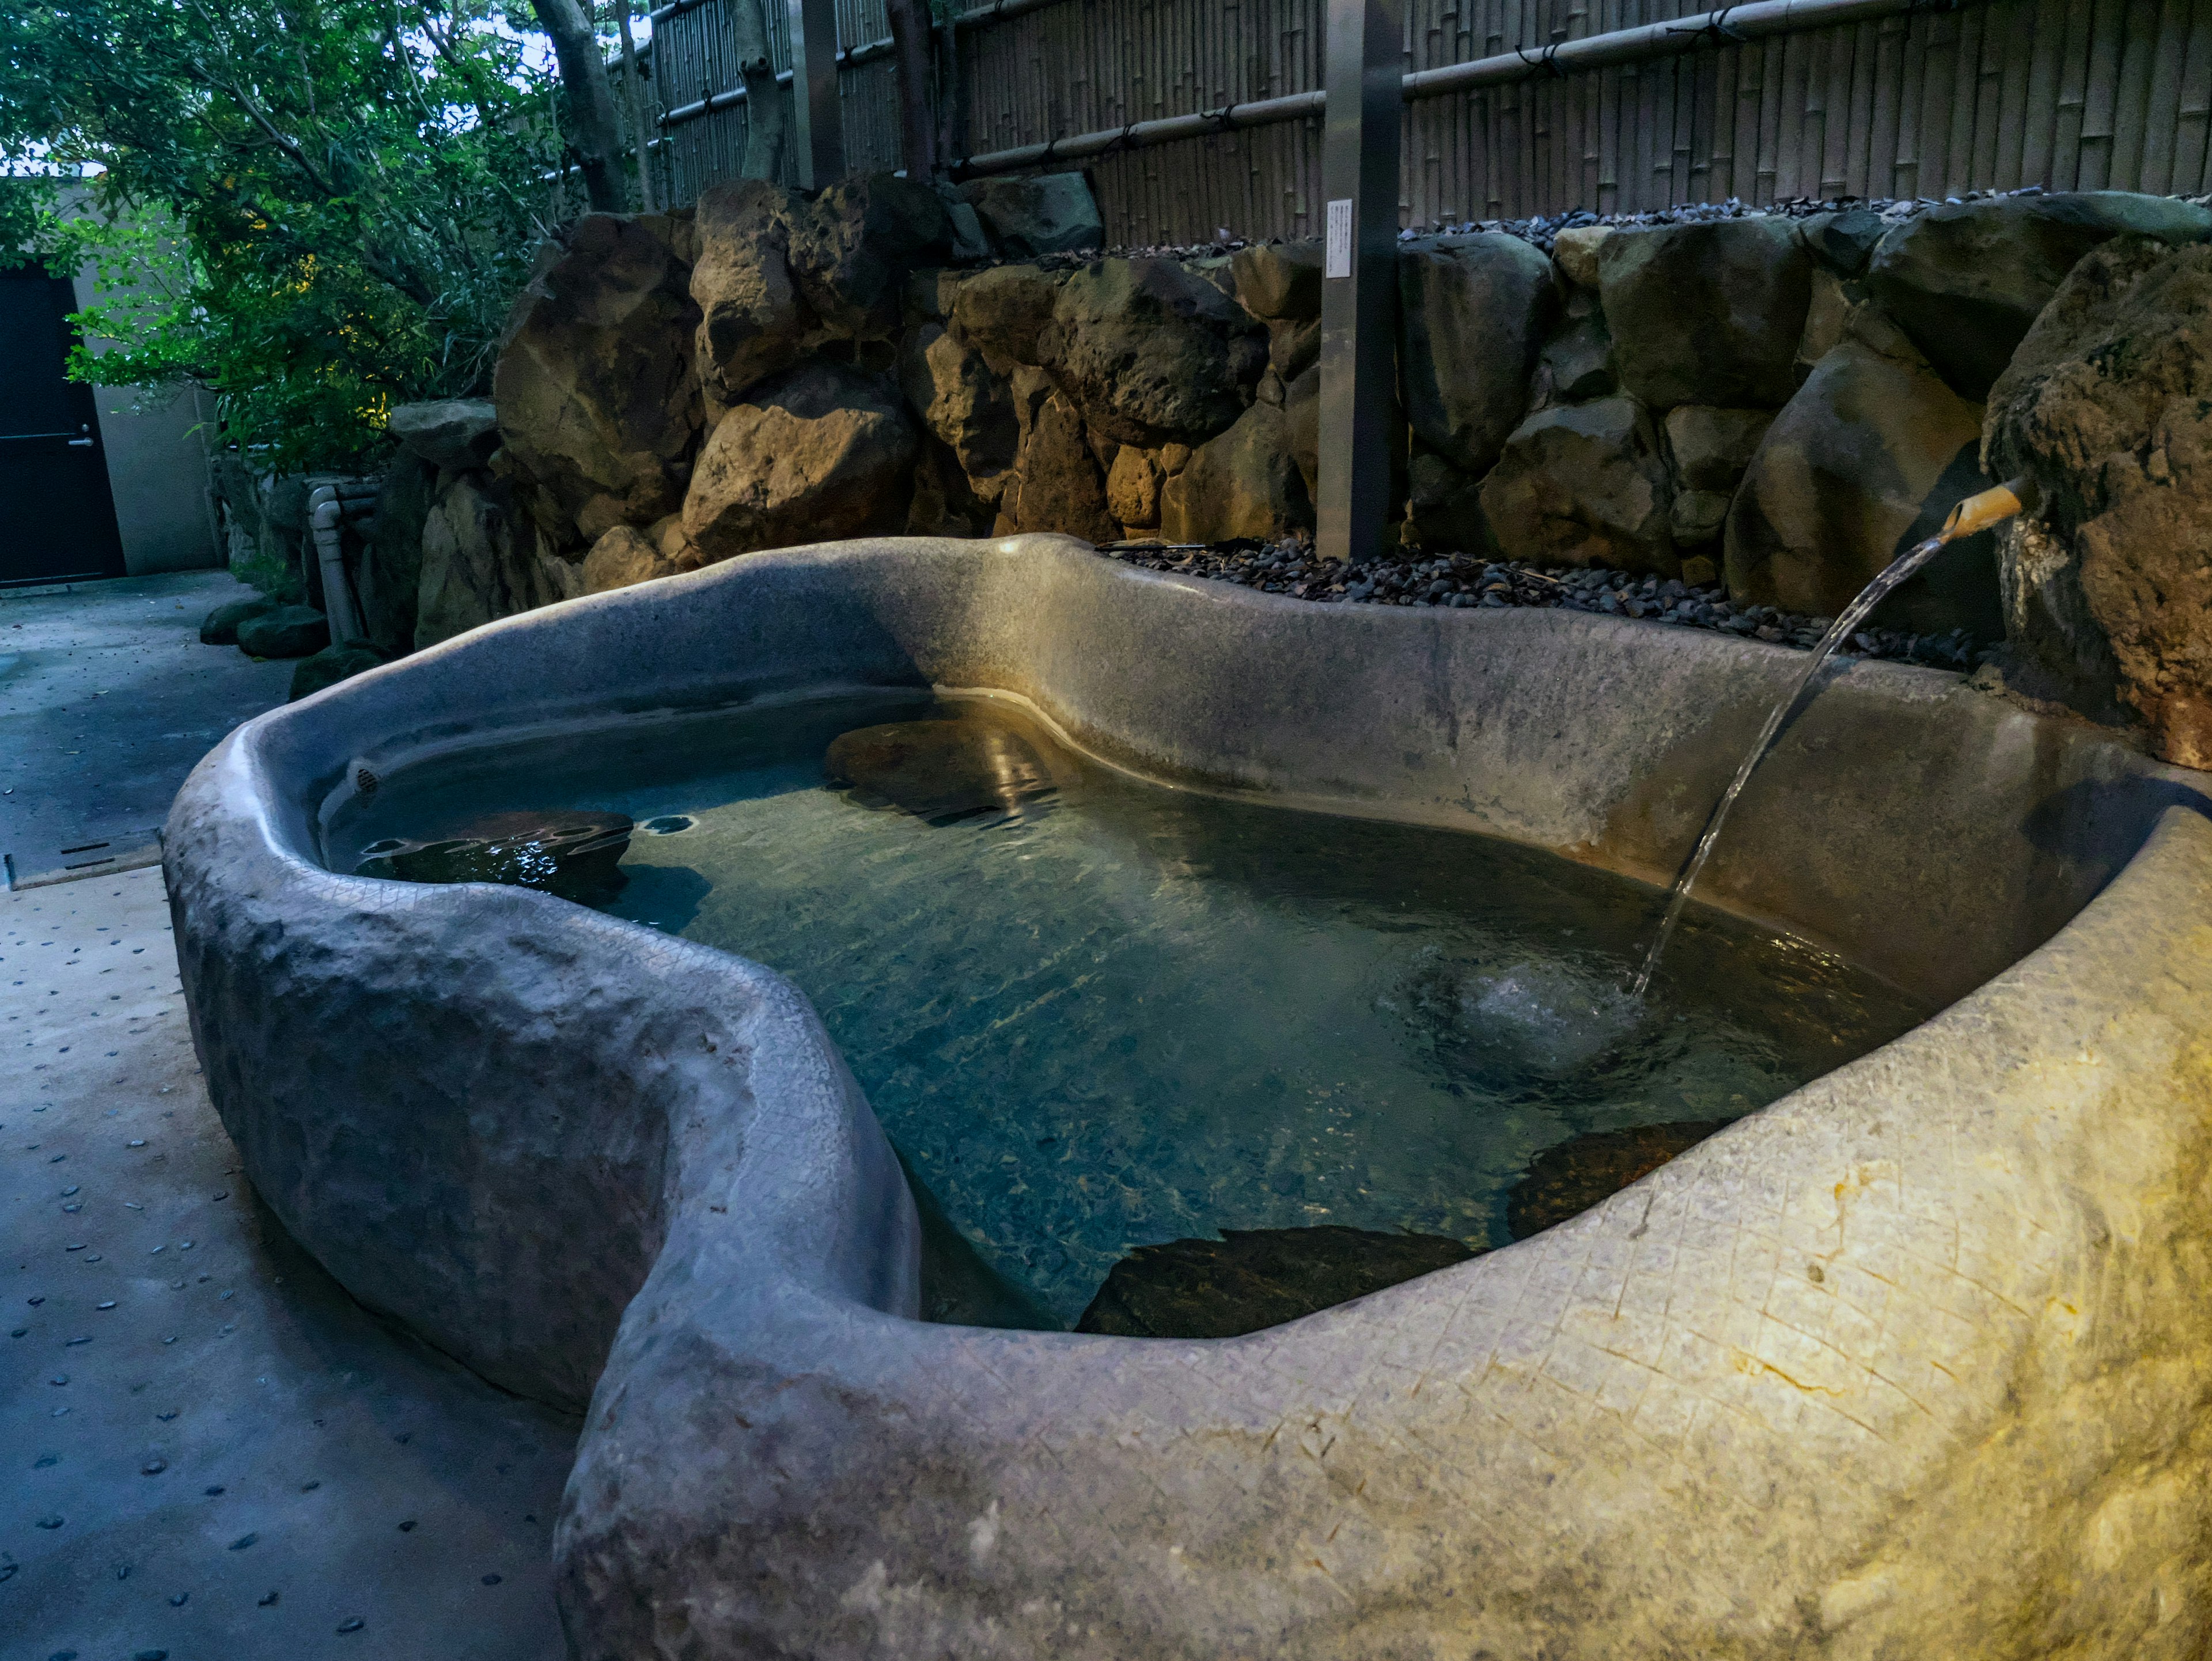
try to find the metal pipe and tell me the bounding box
[659,66,794,127]
[307,485,363,646]
[950,0,1930,177]
[1315,0,1403,565]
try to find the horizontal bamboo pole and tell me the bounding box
[952,0,1927,176]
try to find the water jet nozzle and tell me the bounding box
[1938,476,2039,544]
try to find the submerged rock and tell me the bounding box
[824,710,1059,825]
[355,811,632,904]
[1505,1119,1734,1240]
[1075,1226,1478,1339]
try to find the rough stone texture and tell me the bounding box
[1158,400,1314,543]
[235,604,330,659]
[1480,395,1677,573]
[1550,224,1611,287]
[899,320,1018,487]
[691,177,812,408]
[359,456,438,657]
[1404,447,1491,553]
[1268,315,1320,381]
[1803,207,1886,277]
[1106,445,1162,528]
[787,173,955,341]
[684,361,918,560]
[1283,362,1320,500]
[1399,232,1559,477]
[168,536,2212,1661]
[581,523,680,594]
[387,398,500,471]
[1795,267,1854,377]
[947,263,1065,367]
[1230,238,1323,320]
[998,372,1115,542]
[413,472,568,649]
[1983,237,2212,765]
[289,640,385,701]
[1041,258,1267,447]
[1728,317,2002,635]
[1665,405,1775,492]
[961,173,1104,257]
[200,595,278,645]
[492,213,703,548]
[1535,290,1616,405]
[1598,217,1813,408]
[1866,190,2212,400]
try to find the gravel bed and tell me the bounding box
[1029,184,2212,268]
[1095,537,1983,671]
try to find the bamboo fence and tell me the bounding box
[638,0,2212,243]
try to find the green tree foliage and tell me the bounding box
[0,0,607,471]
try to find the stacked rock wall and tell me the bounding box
[358,177,2210,765]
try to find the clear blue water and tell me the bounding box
[328,691,1929,1326]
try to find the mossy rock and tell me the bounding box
[235,605,331,659]
[199,596,279,646]
[288,642,386,702]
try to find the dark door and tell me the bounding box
[0,271,127,588]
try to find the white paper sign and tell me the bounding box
[1325,198,1354,278]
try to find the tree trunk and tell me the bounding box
[728,0,788,180]
[617,0,657,212]
[531,0,627,213]
[934,11,961,166]
[885,0,937,180]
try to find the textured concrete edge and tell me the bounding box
[164,536,2212,1660]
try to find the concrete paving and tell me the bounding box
[1,571,296,887]
[3,574,576,1661]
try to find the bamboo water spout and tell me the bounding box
[1628,477,2039,997]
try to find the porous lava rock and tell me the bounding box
[1983,237,2212,766]
[1229,238,1323,320]
[1866,190,2212,400]
[1074,1227,1477,1339]
[493,213,703,549]
[899,321,1018,487]
[1158,400,1314,543]
[1479,395,1677,574]
[1597,217,1812,409]
[947,263,1065,367]
[960,173,1103,258]
[787,173,954,341]
[235,605,330,659]
[1040,258,1267,447]
[387,398,499,471]
[1398,232,1558,478]
[684,361,918,561]
[691,178,813,408]
[1726,315,2001,635]
[1106,445,1162,528]
[998,372,1115,542]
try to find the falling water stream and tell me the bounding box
[1629,477,2036,997]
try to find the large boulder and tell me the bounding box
[387,399,499,471]
[1983,237,2212,766]
[581,523,681,595]
[1230,239,1323,321]
[691,179,813,408]
[199,596,278,646]
[493,213,703,548]
[787,173,954,341]
[997,370,1115,542]
[1725,315,2000,634]
[899,321,1018,489]
[1598,218,1812,409]
[961,174,1103,258]
[415,472,527,648]
[1664,405,1774,548]
[1041,258,1267,447]
[236,605,330,659]
[683,361,918,561]
[947,263,1066,368]
[358,456,438,656]
[1866,191,2212,400]
[1399,232,1558,476]
[1478,396,1676,574]
[1158,402,1314,543]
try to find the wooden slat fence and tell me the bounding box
[640,0,2212,242]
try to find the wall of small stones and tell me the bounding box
[348,173,2211,765]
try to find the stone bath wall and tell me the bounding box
[341,176,2212,762]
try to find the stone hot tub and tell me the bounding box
[168,534,2212,1659]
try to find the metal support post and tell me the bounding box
[787,0,846,189]
[1315,0,1403,564]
